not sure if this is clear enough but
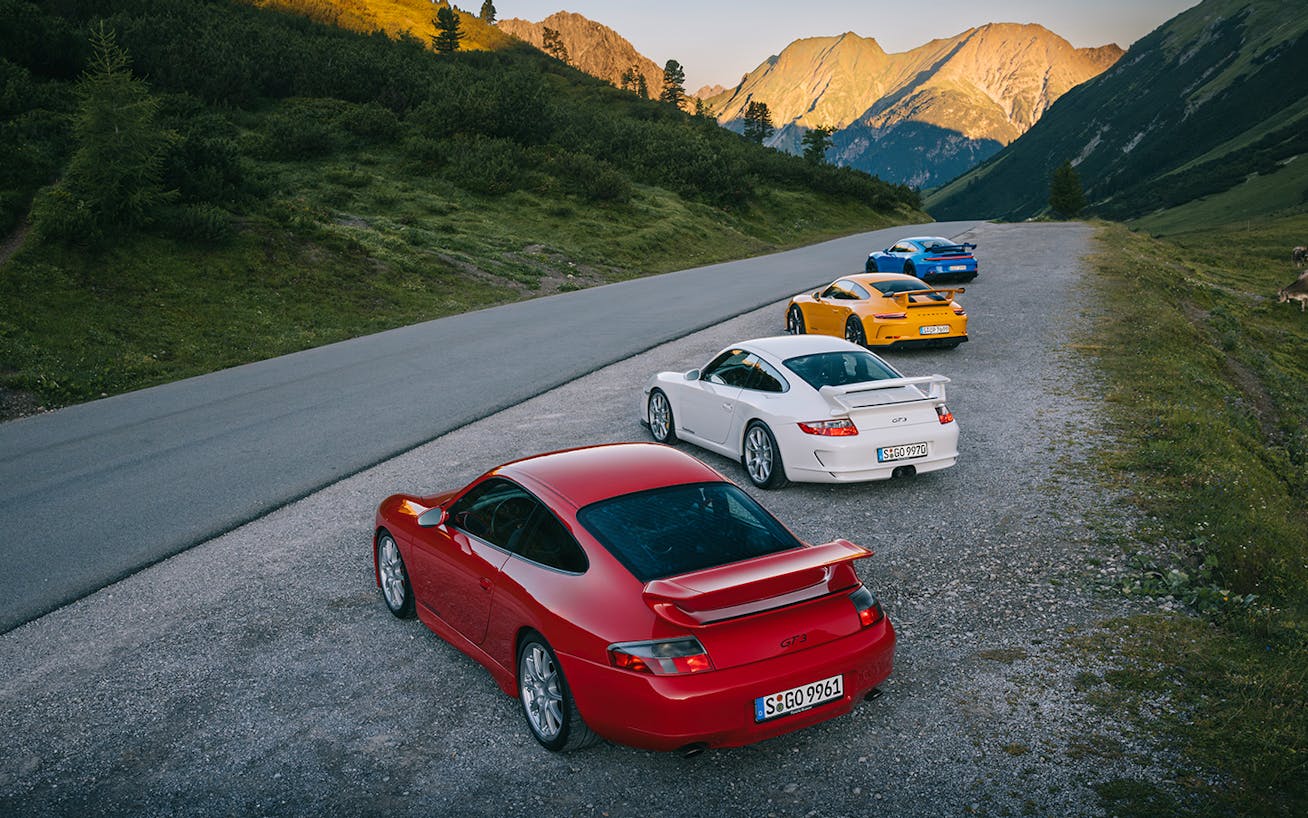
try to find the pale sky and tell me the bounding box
[494,0,1201,90]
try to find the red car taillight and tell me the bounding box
[608,637,714,675]
[936,404,955,424]
[797,419,858,436]
[850,586,884,628]
[873,312,907,320]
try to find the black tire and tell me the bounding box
[647,389,678,444]
[742,421,789,489]
[845,317,867,347]
[786,305,806,335]
[864,257,875,273]
[904,261,917,278]
[376,530,415,619]
[518,635,600,752]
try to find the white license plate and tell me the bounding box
[754,674,844,722]
[878,442,928,462]
[919,325,950,335]
[949,264,967,271]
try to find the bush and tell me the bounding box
[162,202,233,244]
[30,184,97,244]
[258,102,341,159]
[548,152,631,203]
[336,102,399,146]
[444,134,525,195]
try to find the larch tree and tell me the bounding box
[431,5,465,53]
[801,125,834,164]
[742,101,774,143]
[1049,161,1088,218]
[659,59,686,108]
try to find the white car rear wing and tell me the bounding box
[818,375,950,415]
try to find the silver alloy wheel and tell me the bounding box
[744,425,774,484]
[786,308,799,334]
[520,643,565,741]
[378,536,406,611]
[649,392,672,441]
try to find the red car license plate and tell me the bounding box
[754,674,844,722]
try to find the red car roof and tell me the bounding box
[498,443,724,510]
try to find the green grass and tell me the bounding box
[1132,159,1308,236]
[0,143,915,408]
[1079,217,1308,816]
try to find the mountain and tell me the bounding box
[498,11,665,101]
[709,24,1121,188]
[927,0,1308,228]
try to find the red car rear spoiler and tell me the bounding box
[642,539,871,627]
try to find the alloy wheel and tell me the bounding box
[520,643,564,742]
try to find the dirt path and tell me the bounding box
[0,222,29,267]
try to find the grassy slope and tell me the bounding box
[1081,216,1307,816]
[1132,160,1308,236]
[250,0,514,50]
[0,146,914,408]
[0,0,922,411]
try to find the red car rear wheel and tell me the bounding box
[518,635,600,752]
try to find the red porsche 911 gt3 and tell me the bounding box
[373,443,895,753]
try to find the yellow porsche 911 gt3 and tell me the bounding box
[785,273,968,350]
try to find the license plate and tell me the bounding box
[949,265,967,271]
[754,674,844,722]
[920,325,949,335]
[878,442,928,462]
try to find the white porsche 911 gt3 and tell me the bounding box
[640,336,959,488]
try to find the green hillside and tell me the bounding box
[927,0,1308,228]
[0,0,920,414]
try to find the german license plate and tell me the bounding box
[920,325,949,335]
[949,264,967,271]
[754,674,843,722]
[878,442,928,462]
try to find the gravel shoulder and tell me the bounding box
[0,222,1166,817]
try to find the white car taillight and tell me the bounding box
[797,419,858,436]
[608,637,714,675]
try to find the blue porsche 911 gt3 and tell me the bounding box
[866,236,978,282]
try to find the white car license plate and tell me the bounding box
[754,674,844,722]
[878,442,928,462]
[949,264,967,271]
[919,325,950,335]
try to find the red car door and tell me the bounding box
[410,477,532,645]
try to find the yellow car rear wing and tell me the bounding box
[818,375,950,415]
[887,287,965,308]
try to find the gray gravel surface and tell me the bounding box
[0,222,1169,817]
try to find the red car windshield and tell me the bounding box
[577,482,801,582]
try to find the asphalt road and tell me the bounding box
[1,222,1171,817]
[0,220,978,632]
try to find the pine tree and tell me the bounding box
[636,74,649,99]
[479,1,496,24]
[541,27,569,64]
[659,59,686,108]
[431,5,464,53]
[32,22,174,242]
[801,125,834,164]
[742,101,774,144]
[1049,160,1088,218]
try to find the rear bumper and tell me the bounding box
[921,271,977,283]
[776,418,960,483]
[876,335,968,350]
[562,618,895,751]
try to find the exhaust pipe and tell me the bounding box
[679,742,708,758]
[864,687,884,702]
[891,465,916,479]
